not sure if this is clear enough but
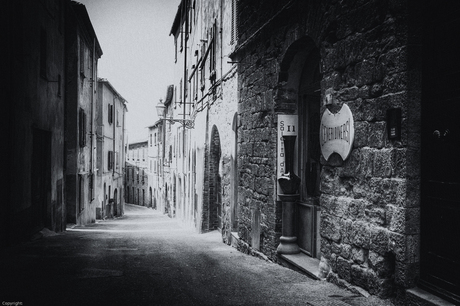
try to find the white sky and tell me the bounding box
[77,0,180,143]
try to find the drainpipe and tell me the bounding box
[183,0,188,168]
[90,37,96,202]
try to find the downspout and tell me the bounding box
[90,37,96,202]
[113,96,116,177]
[183,0,188,167]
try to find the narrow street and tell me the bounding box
[1,204,394,306]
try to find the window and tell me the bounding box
[150,134,152,147]
[175,36,178,63]
[40,28,47,78]
[108,104,113,124]
[108,151,114,171]
[79,108,86,147]
[180,24,184,52]
[209,22,217,82]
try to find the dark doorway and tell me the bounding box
[420,1,460,303]
[210,125,222,230]
[113,189,118,216]
[31,128,52,231]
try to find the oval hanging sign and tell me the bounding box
[320,104,354,161]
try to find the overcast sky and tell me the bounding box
[77,0,180,142]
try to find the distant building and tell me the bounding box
[95,78,128,219]
[147,120,165,212]
[64,1,103,226]
[125,141,149,206]
[4,0,68,245]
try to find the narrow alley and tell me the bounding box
[1,204,395,306]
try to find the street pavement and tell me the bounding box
[0,204,396,306]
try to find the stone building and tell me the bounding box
[3,0,68,245]
[155,0,238,228]
[228,0,460,304]
[95,78,128,219]
[64,1,103,226]
[125,141,149,206]
[147,119,165,213]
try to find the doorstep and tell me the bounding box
[278,252,321,280]
[405,287,455,306]
[230,232,321,280]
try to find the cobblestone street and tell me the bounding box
[0,204,397,306]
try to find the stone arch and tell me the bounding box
[113,188,118,216]
[209,125,222,231]
[275,36,319,111]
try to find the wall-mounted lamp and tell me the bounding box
[156,99,194,129]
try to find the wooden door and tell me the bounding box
[420,2,460,302]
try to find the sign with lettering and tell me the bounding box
[320,104,354,161]
[277,115,298,178]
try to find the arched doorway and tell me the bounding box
[231,112,239,231]
[113,189,118,216]
[165,183,169,215]
[149,187,152,208]
[209,125,222,230]
[279,37,322,258]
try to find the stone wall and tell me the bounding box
[234,0,420,298]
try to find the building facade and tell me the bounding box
[147,120,164,213]
[156,0,238,230]
[156,0,460,304]
[64,1,103,226]
[4,0,68,246]
[230,0,460,304]
[95,78,128,219]
[125,141,149,206]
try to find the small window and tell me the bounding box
[108,104,113,124]
[79,108,86,147]
[108,151,114,170]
